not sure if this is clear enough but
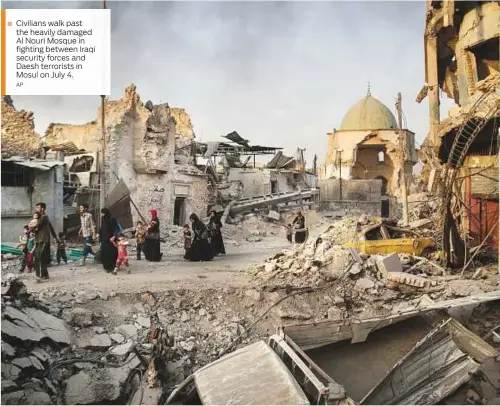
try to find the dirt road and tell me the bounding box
[15,239,289,294]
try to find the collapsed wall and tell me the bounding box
[1,96,42,157]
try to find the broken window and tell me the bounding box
[1,161,33,187]
[469,37,500,81]
[377,151,385,164]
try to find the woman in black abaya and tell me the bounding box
[208,210,226,256]
[292,211,307,244]
[99,208,118,272]
[144,209,162,262]
[187,213,213,262]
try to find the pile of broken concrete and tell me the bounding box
[248,217,499,304]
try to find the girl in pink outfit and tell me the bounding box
[110,235,130,275]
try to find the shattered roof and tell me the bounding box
[266,151,297,169]
[223,131,250,147]
[1,157,67,171]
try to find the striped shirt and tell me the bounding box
[80,212,96,238]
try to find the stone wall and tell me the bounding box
[1,166,64,242]
[228,169,271,198]
[318,179,382,201]
[1,96,41,157]
[319,200,382,217]
[45,121,99,152]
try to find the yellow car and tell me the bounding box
[344,222,436,257]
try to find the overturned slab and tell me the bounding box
[281,291,500,350]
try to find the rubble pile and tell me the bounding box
[1,279,70,405]
[248,216,361,288]
[248,217,499,317]
[1,278,276,405]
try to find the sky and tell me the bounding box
[5,0,456,168]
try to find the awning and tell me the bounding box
[2,157,67,172]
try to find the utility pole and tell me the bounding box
[396,93,409,226]
[338,150,343,201]
[98,0,107,228]
[312,154,317,177]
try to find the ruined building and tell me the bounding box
[418,1,499,261]
[1,96,67,241]
[320,88,418,196]
[1,96,42,158]
[45,85,209,226]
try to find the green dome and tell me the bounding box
[340,91,398,131]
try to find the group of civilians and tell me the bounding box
[77,206,226,272]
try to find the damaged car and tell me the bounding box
[344,221,436,257]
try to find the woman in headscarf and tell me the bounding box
[99,208,119,272]
[186,213,213,262]
[292,211,307,244]
[208,210,225,256]
[144,209,162,262]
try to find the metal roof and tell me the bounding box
[1,157,67,171]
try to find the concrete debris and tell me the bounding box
[386,272,438,288]
[62,307,94,327]
[267,210,281,221]
[376,253,403,276]
[87,333,112,349]
[111,340,134,356]
[409,218,433,229]
[115,324,138,338]
[110,333,126,344]
[354,278,376,292]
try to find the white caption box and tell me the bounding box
[4,9,110,96]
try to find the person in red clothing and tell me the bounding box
[110,235,130,275]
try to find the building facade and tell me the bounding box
[419,1,499,258]
[320,89,418,198]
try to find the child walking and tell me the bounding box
[135,221,146,260]
[111,235,130,275]
[56,232,68,265]
[18,226,34,273]
[286,223,293,243]
[183,224,192,260]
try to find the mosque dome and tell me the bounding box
[339,90,398,131]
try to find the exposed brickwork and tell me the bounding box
[1,96,42,157]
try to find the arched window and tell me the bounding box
[377,151,385,163]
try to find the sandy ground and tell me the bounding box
[12,237,289,294]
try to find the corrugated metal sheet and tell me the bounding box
[2,157,67,171]
[360,318,496,405]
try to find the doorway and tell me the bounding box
[381,199,390,218]
[271,180,278,194]
[174,197,186,226]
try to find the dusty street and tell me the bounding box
[11,238,289,294]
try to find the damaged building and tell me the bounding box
[319,88,418,217]
[418,1,500,264]
[0,96,67,242]
[44,85,210,227]
[196,132,317,214]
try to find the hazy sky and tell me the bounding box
[6,1,455,166]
